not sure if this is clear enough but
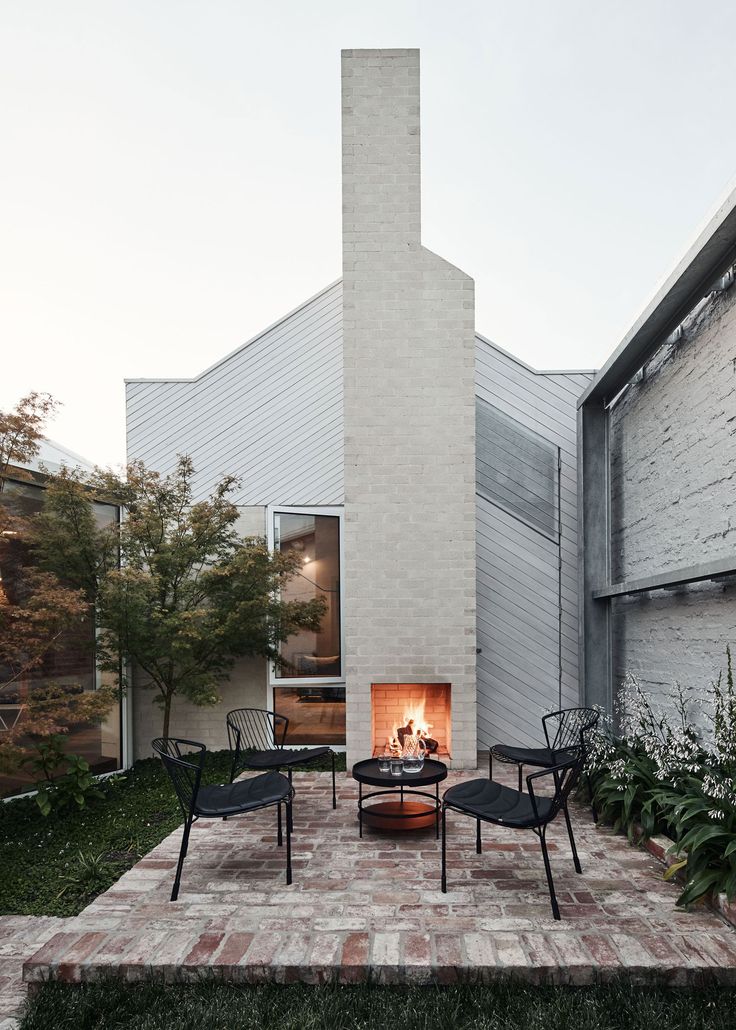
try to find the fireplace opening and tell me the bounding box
[371,683,451,760]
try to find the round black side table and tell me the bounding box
[351,758,448,837]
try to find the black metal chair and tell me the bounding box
[441,753,584,920]
[226,708,337,816]
[488,706,599,791]
[152,737,293,902]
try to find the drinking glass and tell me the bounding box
[389,758,404,777]
[377,752,391,773]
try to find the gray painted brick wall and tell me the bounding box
[608,282,736,709]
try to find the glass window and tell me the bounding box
[0,479,122,798]
[273,512,341,679]
[476,397,559,540]
[273,685,346,745]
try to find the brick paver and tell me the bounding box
[18,765,736,990]
[0,915,68,1027]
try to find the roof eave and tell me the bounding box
[578,186,736,408]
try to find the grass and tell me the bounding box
[0,748,344,917]
[19,981,736,1030]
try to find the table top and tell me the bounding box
[351,757,448,788]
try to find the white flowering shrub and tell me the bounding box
[586,648,736,906]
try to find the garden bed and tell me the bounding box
[631,824,736,930]
[586,654,736,914]
[0,749,344,917]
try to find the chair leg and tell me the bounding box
[331,751,337,809]
[287,768,293,833]
[171,818,192,902]
[539,830,561,920]
[518,763,523,793]
[476,818,482,854]
[277,802,283,847]
[441,805,447,893]
[563,802,582,874]
[489,750,493,780]
[285,797,293,886]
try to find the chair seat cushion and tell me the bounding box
[194,771,290,817]
[444,777,552,828]
[244,747,332,769]
[491,744,575,768]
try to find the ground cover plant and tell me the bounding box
[586,649,736,907]
[19,980,736,1030]
[0,749,344,917]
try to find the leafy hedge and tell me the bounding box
[0,749,344,917]
[587,649,736,907]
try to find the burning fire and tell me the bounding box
[387,698,434,755]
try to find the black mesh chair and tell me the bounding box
[488,707,599,792]
[152,737,293,902]
[441,753,584,920]
[226,708,337,815]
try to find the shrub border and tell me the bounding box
[630,823,736,930]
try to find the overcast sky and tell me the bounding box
[2,1,736,467]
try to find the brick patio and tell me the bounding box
[18,765,736,994]
[0,916,65,1028]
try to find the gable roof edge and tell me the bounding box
[125,277,342,386]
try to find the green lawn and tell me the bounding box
[0,749,344,917]
[19,981,736,1030]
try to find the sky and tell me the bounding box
[2,1,736,467]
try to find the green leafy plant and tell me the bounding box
[35,457,326,738]
[24,735,105,816]
[56,850,113,900]
[587,735,662,840]
[0,748,347,918]
[586,650,736,907]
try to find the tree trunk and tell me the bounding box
[162,691,172,740]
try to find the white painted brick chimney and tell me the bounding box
[341,49,477,768]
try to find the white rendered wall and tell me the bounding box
[132,506,269,759]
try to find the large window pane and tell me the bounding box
[274,512,341,679]
[0,479,122,798]
[274,685,346,744]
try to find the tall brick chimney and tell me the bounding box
[341,49,478,768]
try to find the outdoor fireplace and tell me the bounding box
[371,684,451,760]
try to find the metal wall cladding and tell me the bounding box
[475,335,593,749]
[126,281,344,507]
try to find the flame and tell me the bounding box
[387,696,433,752]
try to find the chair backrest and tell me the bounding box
[526,753,583,827]
[226,708,288,754]
[542,707,599,757]
[151,737,206,819]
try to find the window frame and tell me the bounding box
[0,474,127,794]
[267,505,345,689]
